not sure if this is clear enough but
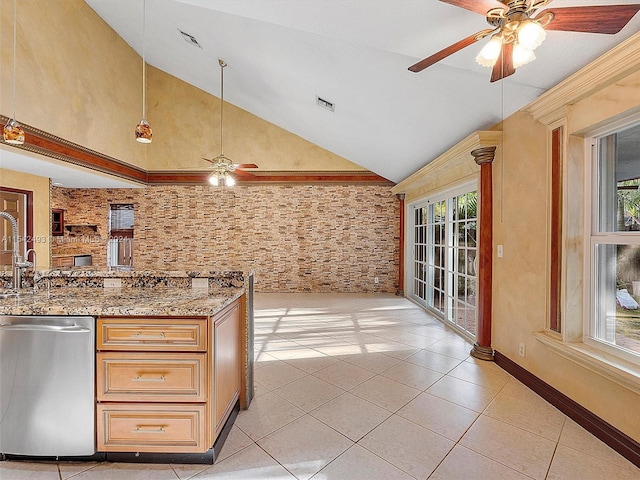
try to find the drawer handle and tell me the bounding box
[132,426,165,434]
[130,332,165,339]
[131,375,166,382]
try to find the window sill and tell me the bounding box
[533,331,640,395]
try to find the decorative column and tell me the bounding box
[396,193,405,296]
[470,146,496,361]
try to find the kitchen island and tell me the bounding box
[0,270,254,464]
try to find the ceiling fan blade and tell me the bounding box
[490,42,515,83]
[542,5,640,34]
[409,29,494,73]
[439,0,505,16]
[234,163,259,169]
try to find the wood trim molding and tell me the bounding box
[494,350,640,468]
[526,31,640,126]
[1,115,148,185]
[1,115,392,186]
[395,193,405,296]
[470,147,495,361]
[147,170,393,185]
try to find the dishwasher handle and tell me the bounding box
[0,324,91,333]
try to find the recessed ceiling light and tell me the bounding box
[178,29,202,48]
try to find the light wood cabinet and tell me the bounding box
[96,297,243,454]
[51,256,74,268]
[211,300,242,442]
[97,352,207,402]
[97,317,207,351]
[97,403,206,452]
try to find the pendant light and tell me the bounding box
[207,59,236,187]
[3,0,25,145]
[135,0,152,143]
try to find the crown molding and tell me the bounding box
[147,170,393,185]
[391,130,502,195]
[1,115,391,186]
[526,31,640,126]
[0,115,148,185]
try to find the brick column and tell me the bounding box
[396,193,405,296]
[470,146,496,361]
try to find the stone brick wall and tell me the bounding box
[52,184,399,293]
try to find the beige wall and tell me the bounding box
[0,0,362,174]
[1,0,371,274]
[492,61,640,441]
[0,167,51,268]
[394,42,640,441]
[52,185,399,293]
[147,67,365,172]
[0,0,147,169]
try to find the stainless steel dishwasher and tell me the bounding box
[0,315,95,456]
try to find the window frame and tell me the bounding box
[584,113,640,367]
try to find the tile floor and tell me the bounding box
[2,293,639,480]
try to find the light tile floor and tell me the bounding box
[2,293,639,480]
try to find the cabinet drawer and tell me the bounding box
[97,352,206,402]
[97,404,206,453]
[97,317,207,351]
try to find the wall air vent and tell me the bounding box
[178,29,202,48]
[316,96,335,112]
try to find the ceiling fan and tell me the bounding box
[203,59,258,186]
[409,0,640,82]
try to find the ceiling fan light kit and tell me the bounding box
[411,0,640,82]
[205,59,236,187]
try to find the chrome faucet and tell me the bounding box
[24,248,37,291]
[0,211,24,289]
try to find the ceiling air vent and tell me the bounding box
[316,96,335,112]
[178,29,202,48]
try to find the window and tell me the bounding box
[590,121,640,362]
[108,204,134,270]
[411,184,478,337]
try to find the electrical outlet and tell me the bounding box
[103,278,121,288]
[374,277,379,284]
[518,342,526,357]
[191,278,208,289]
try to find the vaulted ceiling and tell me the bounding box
[7,1,640,186]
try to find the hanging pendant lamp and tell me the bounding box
[207,59,236,187]
[3,0,25,145]
[135,0,152,143]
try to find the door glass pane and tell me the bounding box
[411,189,478,338]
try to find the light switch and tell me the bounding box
[497,245,503,258]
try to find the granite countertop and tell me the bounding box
[0,286,244,317]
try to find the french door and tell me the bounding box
[411,184,478,337]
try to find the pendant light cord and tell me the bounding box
[12,0,17,119]
[141,0,147,120]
